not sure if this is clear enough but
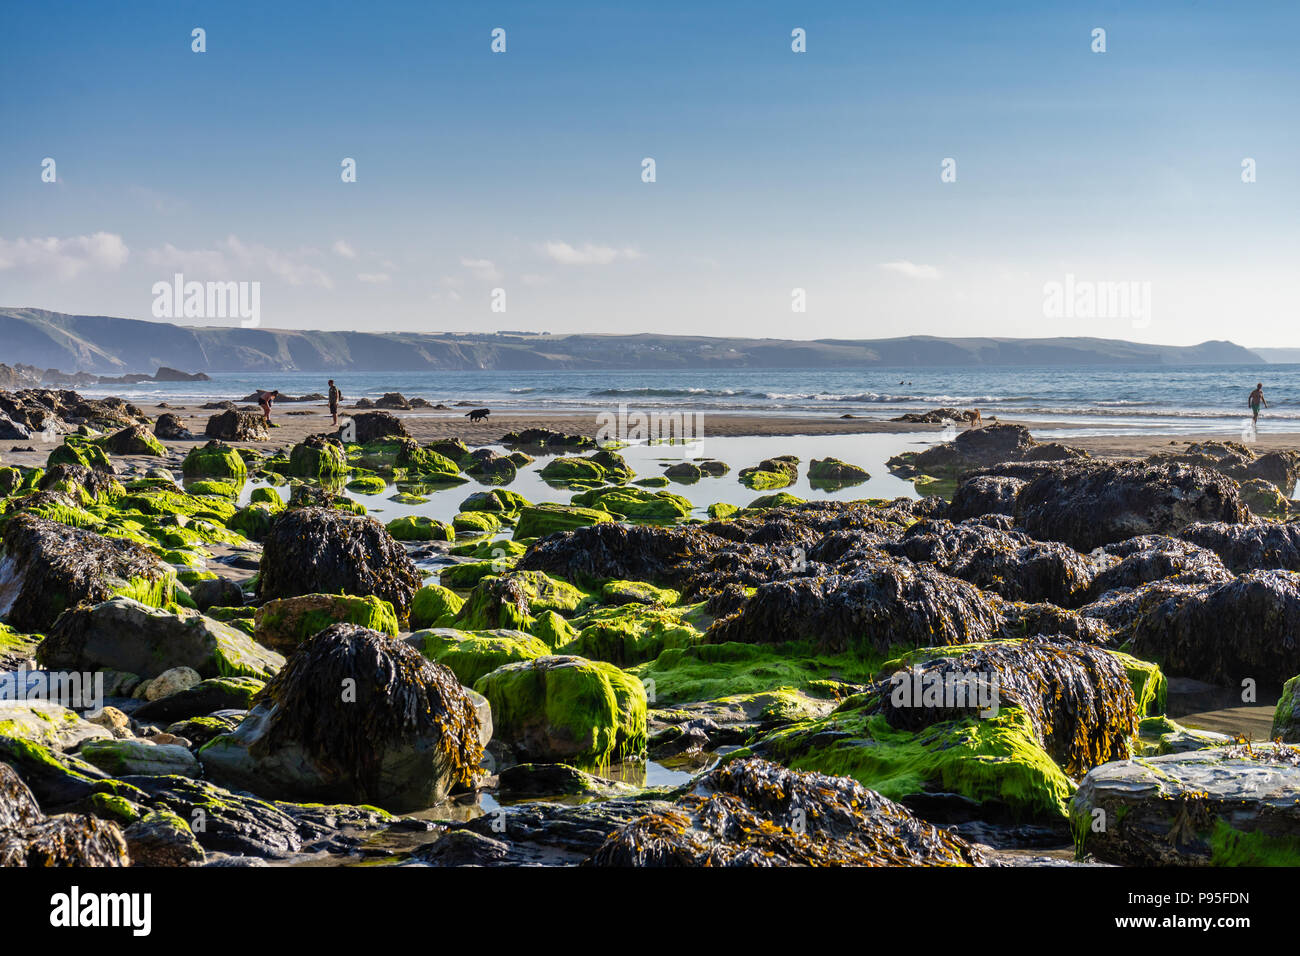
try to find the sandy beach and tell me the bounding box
[7,400,1300,472]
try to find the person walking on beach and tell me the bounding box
[328,379,344,426]
[256,389,280,425]
[1248,383,1268,424]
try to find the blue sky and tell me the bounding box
[1,0,1297,344]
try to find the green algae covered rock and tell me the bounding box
[182,441,247,480]
[101,425,167,457]
[571,486,692,521]
[199,623,488,812]
[513,503,613,540]
[808,457,870,482]
[407,628,551,686]
[47,440,111,471]
[738,456,799,490]
[0,466,21,496]
[750,698,1075,820]
[707,502,739,520]
[40,597,284,681]
[394,441,463,480]
[600,579,681,607]
[634,475,670,488]
[1273,675,1300,743]
[78,739,201,778]
[563,603,701,666]
[439,559,511,590]
[184,479,239,498]
[531,609,579,649]
[253,593,399,653]
[453,510,501,535]
[452,570,588,631]
[229,502,278,540]
[287,435,349,477]
[387,515,455,541]
[539,457,607,483]
[460,488,531,519]
[746,491,807,510]
[410,585,465,630]
[0,513,177,632]
[345,475,387,494]
[0,701,112,752]
[473,654,647,766]
[249,486,284,508]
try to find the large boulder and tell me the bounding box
[473,655,646,766]
[1179,521,1300,574]
[407,628,550,686]
[591,757,987,866]
[253,593,399,653]
[0,700,112,751]
[153,412,192,441]
[1086,534,1231,599]
[1150,440,1300,495]
[287,434,348,477]
[101,424,166,457]
[1071,745,1300,865]
[344,411,410,443]
[1127,569,1300,685]
[0,514,175,632]
[1272,675,1300,743]
[182,440,248,479]
[1013,461,1249,551]
[513,504,614,539]
[946,475,1026,521]
[39,597,284,680]
[199,623,488,811]
[256,507,421,621]
[205,410,268,442]
[707,556,1004,654]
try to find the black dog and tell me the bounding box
[465,408,491,422]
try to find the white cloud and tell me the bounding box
[146,235,333,288]
[542,241,642,266]
[879,260,941,280]
[332,239,356,259]
[357,272,390,284]
[460,257,502,281]
[0,232,129,280]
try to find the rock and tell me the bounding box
[88,707,133,739]
[1240,477,1289,516]
[0,701,112,751]
[947,475,1026,521]
[539,456,606,483]
[463,451,517,484]
[133,677,264,723]
[663,462,702,480]
[199,623,488,811]
[1272,675,1300,743]
[0,761,43,829]
[148,412,189,442]
[144,666,202,701]
[375,392,411,410]
[1013,461,1249,551]
[0,810,129,866]
[0,736,112,808]
[808,457,870,482]
[738,456,799,490]
[182,439,248,479]
[190,576,244,612]
[564,603,701,666]
[1127,569,1300,684]
[590,757,987,866]
[394,441,462,479]
[78,739,202,777]
[1179,520,1300,573]
[123,809,206,866]
[407,628,551,686]
[460,488,530,517]
[204,410,268,442]
[453,510,501,535]
[253,592,399,653]
[343,411,410,443]
[287,434,348,477]
[1071,745,1300,865]
[1150,440,1300,495]
[1086,534,1230,599]
[495,762,635,800]
[412,829,511,866]
[0,513,175,632]
[571,486,692,521]
[410,585,465,630]
[709,555,1004,654]
[101,424,166,457]
[452,570,586,631]
[891,407,979,424]
[500,428,594,450]
[513,504,614,539]
[256,507,422,622]
[473,655,646,766]
[40,597,284,680]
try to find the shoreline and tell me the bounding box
[5,400,1300,471]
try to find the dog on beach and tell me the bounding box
[465,408,491,422]
[969,408,982,428]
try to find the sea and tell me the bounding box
[73,364,1300,438]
